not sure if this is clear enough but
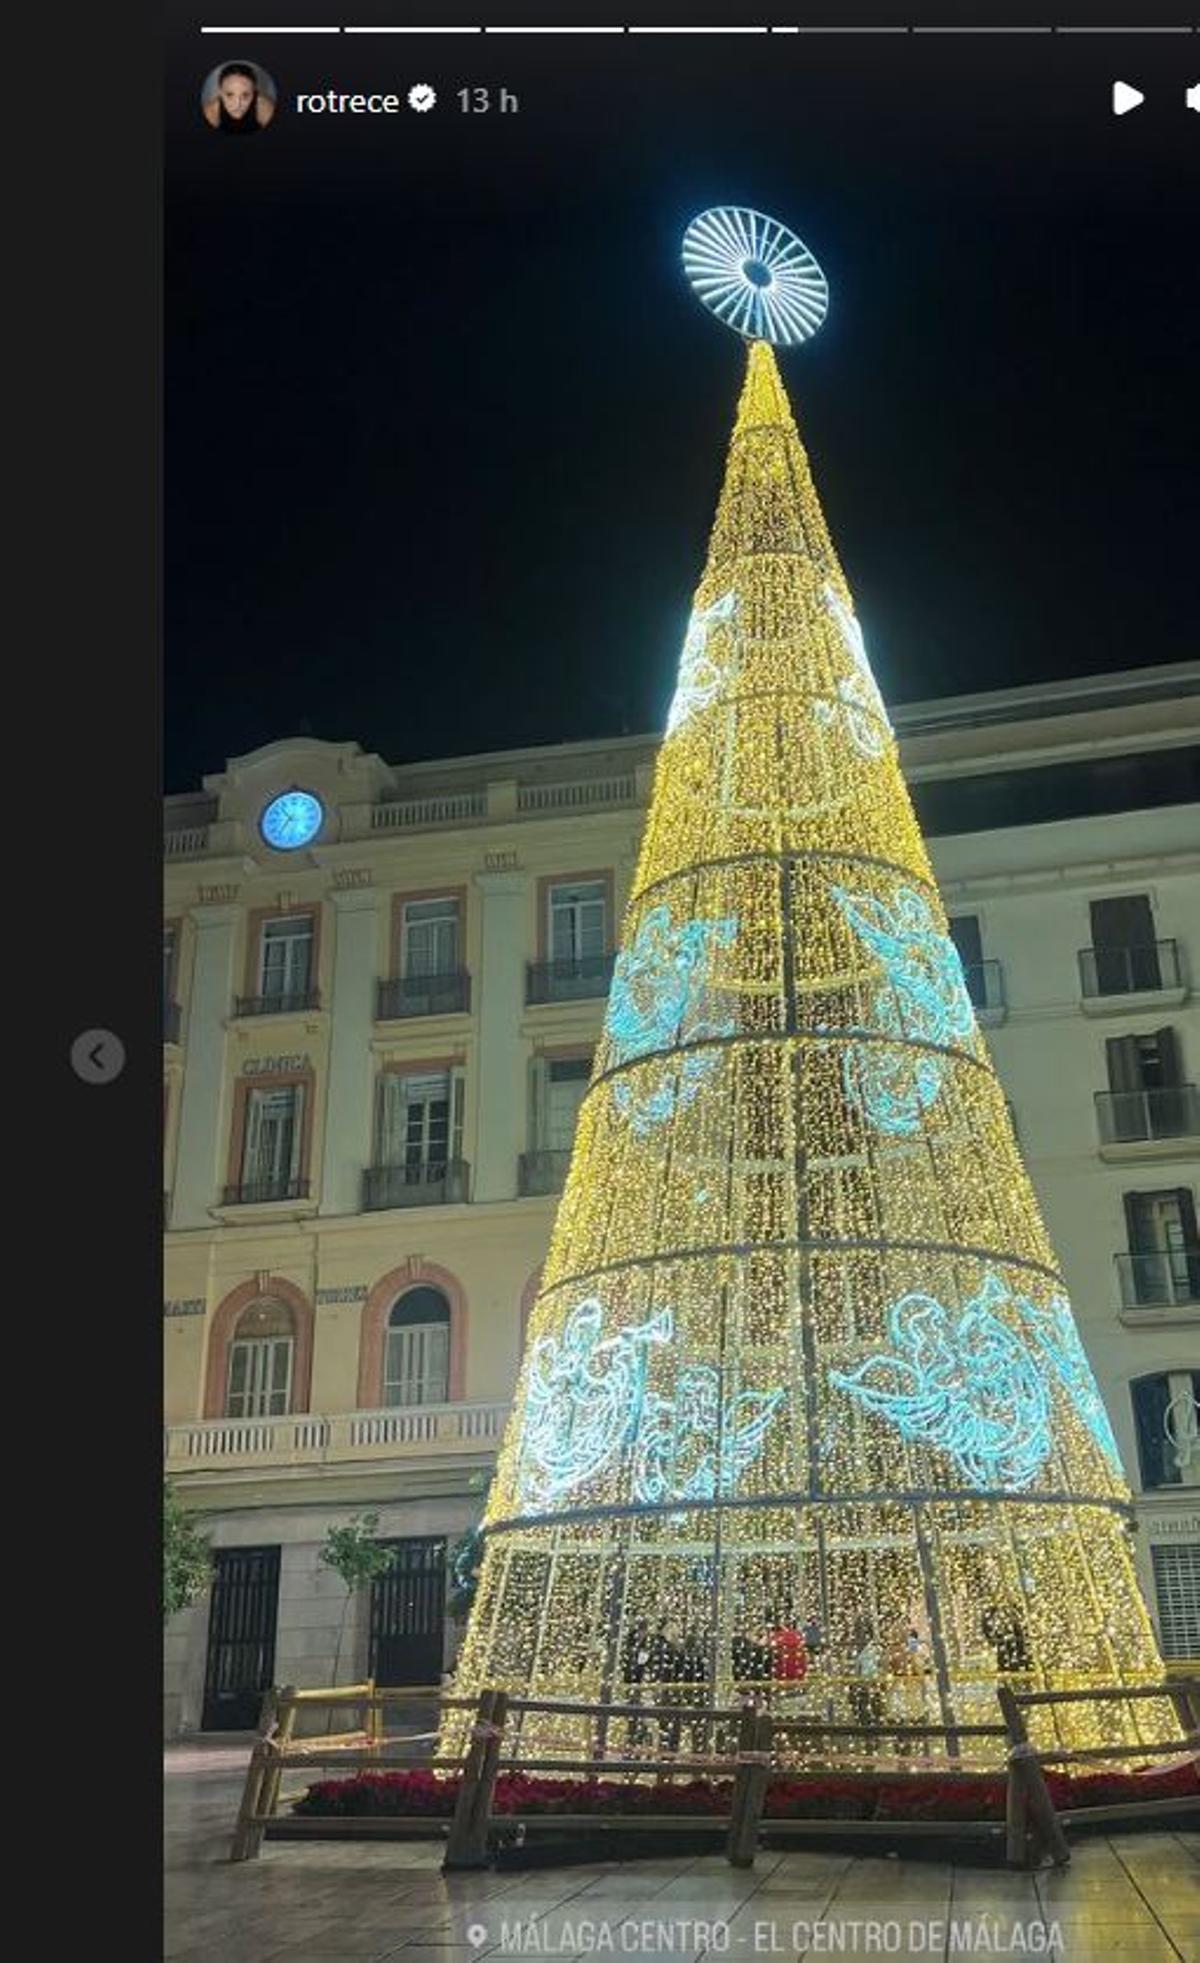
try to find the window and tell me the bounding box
[1103,1028,1190,1142]
[948,915,986,1010]
[226,1299,294,1417]
[240,1084,305,1196]
[550,881,607,966]
[1088,894,1160,995]
[541,1057,591,1151]
[1122,1189,1200,1306]
[258,915,314,1002]
[1131,1370,1200,1490]
[384,1287,451,1406]
[376,1070,464,1176]
[1150,1543,1200,1661]
[401,898,460,979]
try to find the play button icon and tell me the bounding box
[1112,81,1145,116]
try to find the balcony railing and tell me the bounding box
[960,959,1006,1018]
[362,1159,471,1211]
[371,792,487,832]
[1095,1084,1200,1146]
[526,952,616,1005]
[1116,1249,1200,1311]
[164,1399,509,1471]
[1079,940,1182,999]
[234,988,321,1018]
[164,999,181,1044]
[164,825,210,859]
[518,776,637,814]
[518,1149,571,1197]
[220,1176,311,1206]
[376,971,471,1020]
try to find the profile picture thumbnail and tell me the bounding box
[200,61,277,135]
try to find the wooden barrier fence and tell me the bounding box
[229,1675,1199,1871]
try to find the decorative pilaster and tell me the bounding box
[472,868,528,1201]
[319,887,380,1216]
[171,905,239,1227]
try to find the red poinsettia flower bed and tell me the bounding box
[291,1760,1198,1822]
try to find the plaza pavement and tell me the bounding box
[165,1739,1199,1963]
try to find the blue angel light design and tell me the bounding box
[666,590,738,737]
[832,882,976,1135]
[829,1274,1053,1490]
[815,582,892,761]
[517,1299,784,1511]
[1023,1293,1123,1472]
[633,1370,785,1507]
[518,1300,672,1505]
[605,904,738,1135]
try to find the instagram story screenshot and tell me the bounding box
[141,2,1200,1950]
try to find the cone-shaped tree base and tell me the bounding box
[446,343,1172,1768]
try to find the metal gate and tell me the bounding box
[369,1537,446,1687]
[201,1545,281,1731]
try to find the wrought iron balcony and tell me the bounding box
[1095,1084,1200,1147]
[376,971,471,1020]
[233,988,321,1018]
[362,1159,471,1211]
[220,1176,311,1206]
[1079,940,1183,1000]
[518,1149,571,1197]
[960,959,1006,1020]
[164,999,181,1044]
[526,951,616,1005]
[1116,1249,1200,1311]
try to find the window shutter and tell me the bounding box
[1155,1026,1183,1087]
[1123,1192,1155,1254]
[450,1067,466,1162]
[948,915,983,969]
[377,1074,403,1164]
[1150,1544,1200,1660]
[288,1084,305,1180]
[242,1090,265,1181]
[530,1056,548,1149]
[1105,1035,1142,1094]
[1090,895,1154,948]
[1132,1376,1175,1490]
[1175,1188,1199,1247]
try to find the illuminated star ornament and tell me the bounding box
[682,206,829,346]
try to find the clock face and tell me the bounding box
[260,789,323,851]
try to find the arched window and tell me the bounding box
[384,1287,451,1407]
[226,1298,295,1418]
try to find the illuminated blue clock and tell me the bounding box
[260,789,323,851]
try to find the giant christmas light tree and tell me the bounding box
[449,208,1170,1765]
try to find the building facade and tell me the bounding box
[163,663,1200,1735]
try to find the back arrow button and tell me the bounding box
[70,1028,127,1084]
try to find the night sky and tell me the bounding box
[165,18,1199,793]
